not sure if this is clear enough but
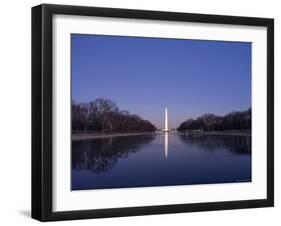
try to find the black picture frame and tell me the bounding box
[32,3,274,222]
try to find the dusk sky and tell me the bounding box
[71,34,251,129]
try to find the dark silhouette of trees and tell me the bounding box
[177,108,251,132]
[72,98,156,133]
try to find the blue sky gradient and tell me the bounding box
[71,34,251,129]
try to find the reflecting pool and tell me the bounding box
[72,133,251,190]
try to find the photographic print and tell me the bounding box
[71,34,252,191]
[32,4,274,221]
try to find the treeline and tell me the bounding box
[177,108,251,131]
[72,98,156,133]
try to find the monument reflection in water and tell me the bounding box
[72,132,251,190]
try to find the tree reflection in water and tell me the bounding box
[178,134,251,155]
[72,134,155,173]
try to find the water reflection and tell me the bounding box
[164,133,168,159]
[72,133,251,173]
[72,133,251,190]
[178,133,251,155]
[72,134,155,173]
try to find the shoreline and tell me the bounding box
[178,131,251,137]
[72,132,155,141]
[72,130,251,141]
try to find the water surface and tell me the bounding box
[72,133,251,190]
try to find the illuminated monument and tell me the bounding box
[163,107,170,132]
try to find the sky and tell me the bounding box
[71,34,251,129]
